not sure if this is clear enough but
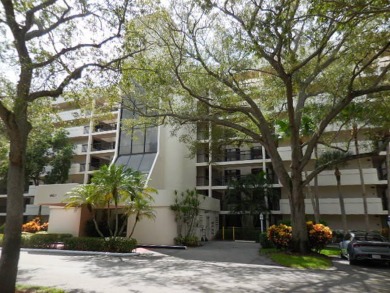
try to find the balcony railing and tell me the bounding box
[91,142,115,152]
[79,162,109,172]
[94,122,117,132]
[196,174,278,186]
[197,149,268,163]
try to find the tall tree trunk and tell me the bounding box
[290,174,310,253]
[353,128,369,231]
[335,167,348,232]
[387,142,390,241]
[0,123,29,292]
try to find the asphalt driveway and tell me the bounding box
[15,241,390,292]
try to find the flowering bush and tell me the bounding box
[267,224,292,249]
[267,221,333,252]
[22,217,49,233]
[306,221,333,252]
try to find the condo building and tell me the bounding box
[1,94,389,244]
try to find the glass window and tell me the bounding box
[145,127,158,153]
[139,153,157,172]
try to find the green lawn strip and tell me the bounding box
[16,284,66,293]
[260,248,333,269]
[319,246,340,256]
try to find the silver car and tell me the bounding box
[340,231,390,265]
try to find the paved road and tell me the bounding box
[16,241,390,293]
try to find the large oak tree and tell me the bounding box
[123,0,390,253]
[0,0,142,291]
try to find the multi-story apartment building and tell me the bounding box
[194,120,389,233]
[2,93,388,244]
[22,97,220,245]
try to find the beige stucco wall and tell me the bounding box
[149,125,196,190]
[32,183,79,205]
[47,206,82,236]
[127,190,220,245]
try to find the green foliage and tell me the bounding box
[226,171,274,217]
[16,284,66,293]
[26,128,74,185]
[20,233,73,249]
[43,130,74,184]
[65,165,156,238]
[63,237,137,253]
[174,235,200,247]
[259,232,275,249]
[170,189,202,239]
[319,247,341,257]
[0,224,5,234]
[264,250,333,269]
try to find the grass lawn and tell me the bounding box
[260,247,337,269]
[16,284,66,293]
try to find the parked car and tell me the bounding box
[340,231,390,265]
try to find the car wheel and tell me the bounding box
[348,254,358,265]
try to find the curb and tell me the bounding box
[137,244,187,250]
[21,248,140,257]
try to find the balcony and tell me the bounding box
[312,168,383,186]
[93,122,117,133]
[91,141,115,152]
[197,148,267,163]
[196,173,279,187]
[280,197,388,215]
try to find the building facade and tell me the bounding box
[3,95,388,243]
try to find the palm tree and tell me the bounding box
[91,164,149,237]
[317,151,351,233]
[64,184,106,237]
[65,164,156,238]
[352,123,370,231]
[226,171,273,228]
[124,193,156,238]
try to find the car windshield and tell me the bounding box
[354,234,384,242]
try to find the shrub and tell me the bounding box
[63,237,137,253]
[22,217,49,233]
[306,221,333,252]
[267,224,292,249]
[21,233,73,248]
[0,234,3,246]
[104,237,138,253]
[267,222,333,252]
[0,223,5,234]
[174,235,200,247]
[259,232,274,249]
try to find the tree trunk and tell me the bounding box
[335,167,348,232]
[290,175,310,253]
[0,129,28,292]
[128,212,139,238]
[387,142,390,241]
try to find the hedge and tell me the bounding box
[63,237,137,253]
[0,234,137,253]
